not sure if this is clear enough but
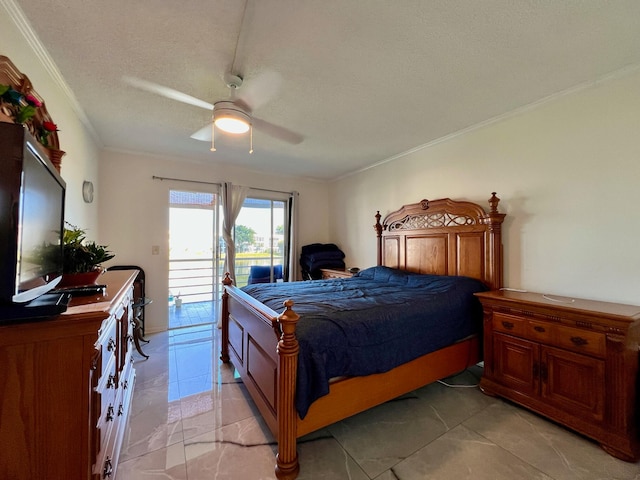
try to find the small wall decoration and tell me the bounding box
[82,181,94,203]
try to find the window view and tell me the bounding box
[233,197,286,287]
[168,190,221,329]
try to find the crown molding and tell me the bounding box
[1,0,102,145]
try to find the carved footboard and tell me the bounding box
[220,274,301,479]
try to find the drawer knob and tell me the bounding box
[570,336,588,346]
[106,405,114,422]
[107,374,116,389]
[533,326,546,333]
[107,338,116,352]
[540,363,548,381]
[501,321,514,330]
[103,457,113,478]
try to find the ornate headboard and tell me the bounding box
[374,192,506,290]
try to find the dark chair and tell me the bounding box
[299,243,345,280]
[106,265,150,358]
[247,264,283,284]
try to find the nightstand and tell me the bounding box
[475,290,640,462]
[320,268,353,279]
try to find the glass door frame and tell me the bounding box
[168,188,221,328]
[233,193,288,287]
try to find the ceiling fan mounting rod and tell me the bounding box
[224,73,243,90]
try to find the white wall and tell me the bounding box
[7,0,637,311]
[98,150,330,333]
[1,5,101,233]
[329,68,640,306]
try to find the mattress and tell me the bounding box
[242,266,488,417]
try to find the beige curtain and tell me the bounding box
[221,181,249,284]
[217,182,249,328]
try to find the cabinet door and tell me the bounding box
[541,346,605,423]
[493,333,539,397]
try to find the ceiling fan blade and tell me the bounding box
[122,76,214,110]
[190,123,212,142]
[236,70,282,112]
[253,117,304,145]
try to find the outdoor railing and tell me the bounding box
[169,255,284,304]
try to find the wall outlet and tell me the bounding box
[151,245,160,255]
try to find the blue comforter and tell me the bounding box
[242,266,488,418]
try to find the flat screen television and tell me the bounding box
[0,122,67,314]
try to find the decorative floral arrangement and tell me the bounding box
[39,121,59,147]
[0,84,42,123]
[1,83,60,147]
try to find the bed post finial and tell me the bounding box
[374,211,383,266]
[374,211,382,236]
[276,299,300,480]
[483,193,506,290]
[488,192,500,214]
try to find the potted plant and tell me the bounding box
[58,223,115,287]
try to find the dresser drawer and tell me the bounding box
[494,313,606,359]
[94,421,116,480]
[552,324,605,358]
[492,312,527,336]
[96,353,118,403]
[524,321,605,358]
[526,320,553,343]
[97,319,118,379]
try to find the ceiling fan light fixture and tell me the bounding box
[214,116,250,134]
[213,102,251,134]
[210,101,254,154]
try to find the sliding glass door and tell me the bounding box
[168,189,221,328]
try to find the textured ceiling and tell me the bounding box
[10,0,640,180]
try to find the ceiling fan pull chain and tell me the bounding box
[210,119,216,152]
[249,124,253,154]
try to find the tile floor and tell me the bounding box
[118,323,640,480]
[168,300,216,329]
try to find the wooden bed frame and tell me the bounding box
[220,192,506,479]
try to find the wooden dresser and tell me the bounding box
[476,290,640,462]
[320,268,353,279]
[0,270,137,479]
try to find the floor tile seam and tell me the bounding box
[167,323,215,333]
[168,333,216,346]
[323,394,489,477]
[178,381,259,422]
[120,437,187,467]
[180,414,274,448]
[325,421,426,478]
[298,431,372,479]
[133,345,170,355]
[458,421,557,480]
[131,379,180,399]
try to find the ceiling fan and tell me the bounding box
[122,71,304,152]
